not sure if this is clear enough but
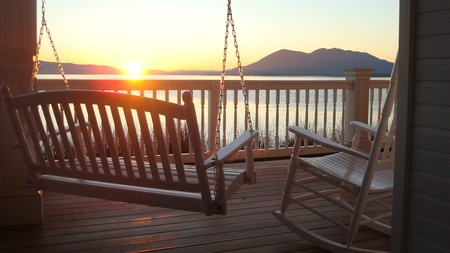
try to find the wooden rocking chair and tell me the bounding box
[2,86,258,216]
[273,62,398,252]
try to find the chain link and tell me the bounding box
[213,0,254,211]
[30,0,69,92]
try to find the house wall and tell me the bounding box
[393,0,450,252]
[0,0,43,225]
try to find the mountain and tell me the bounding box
[230,48,394,76]
[39,61,124,75]
[38,48,394,76]
[142,69,220,76]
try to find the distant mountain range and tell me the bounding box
[229,48,394,76]
[39,62,124,75]
[39,48,394,76]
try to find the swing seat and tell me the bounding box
[273,63,398,252]
[2,85,258,216]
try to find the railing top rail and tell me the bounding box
[36,79,216,91]
[368,80,390,88]
[37,79,356,91]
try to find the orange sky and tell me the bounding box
[37,0,399,73]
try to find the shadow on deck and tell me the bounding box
[0,160,390,253]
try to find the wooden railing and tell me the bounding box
[37,68,390,160]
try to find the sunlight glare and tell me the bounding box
[126,63,143,79]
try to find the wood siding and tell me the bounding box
[397,0,450,252]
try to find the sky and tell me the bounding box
[37,0,399,73]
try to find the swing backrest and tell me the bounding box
[2,86,215,213]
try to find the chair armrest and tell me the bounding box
[288,126,368,159]
[204,130,259,167]
[350,121,376,136]
[350,121,393,145]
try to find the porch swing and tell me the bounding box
[1,0,258,216]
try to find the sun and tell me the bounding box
[126,63,143,79]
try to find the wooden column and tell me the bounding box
[0,0,43,225]
[343,68,374,151]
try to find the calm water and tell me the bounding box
[38,74,387,81]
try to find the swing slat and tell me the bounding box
[151,112,174,181]
[73,103,100,174]
[123,108,148,179]
[85,103,111,175]
[166,117,187,182]
[23,107,47,166]
[137,110,160,180]
[98,105,123,176]
[42,104,67,169]
[62,103,89,173]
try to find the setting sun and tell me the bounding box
[126,63,143,79]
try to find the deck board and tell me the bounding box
[0,160,390,252]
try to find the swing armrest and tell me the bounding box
[204,130,258,167]
[289,126,368,159]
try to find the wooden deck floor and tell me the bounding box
[0,160,390,253]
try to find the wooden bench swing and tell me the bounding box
[2,0,258,216]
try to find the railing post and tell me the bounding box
[208,82,220,154]
[343,68,374,151]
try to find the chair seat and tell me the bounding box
[300,152,394,191]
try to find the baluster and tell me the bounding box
[341,91,347,144]
[295,89,300,127]
[234,89,238,139]
[314,89,319,135]
[378,87,383,123]
[369,87,375,125]
[323,89,328,138]
[265,89,270,150]
[200,89,206,153]
[222,91,227,148]
[177,91,182,153]
[332,89,338,142]
[305,89,310,132]
[255,90,260,150]
[275,89,280,149]
[285,89,290,149]
[162,90,170,154]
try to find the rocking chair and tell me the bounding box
[273,62,398,252]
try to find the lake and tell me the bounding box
[38,74,389,81]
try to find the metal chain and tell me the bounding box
[30,0,69,92]
[213,0,254,211]
[215,0,253,160]
[229,11,253,133]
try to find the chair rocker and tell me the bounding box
[2,86,258,216]
[273,65,398,252]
